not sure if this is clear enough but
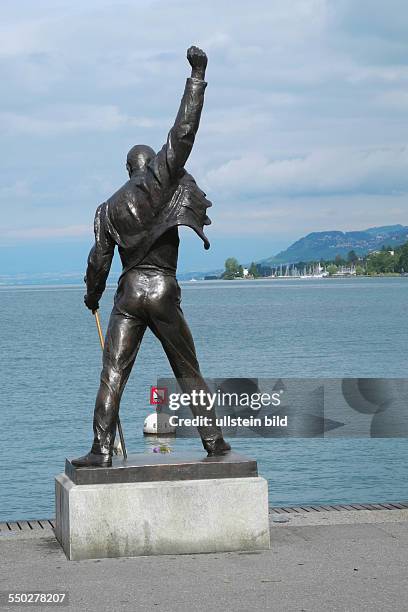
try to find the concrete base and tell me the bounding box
[55,474,270,560]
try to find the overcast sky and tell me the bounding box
[1,0,408,274]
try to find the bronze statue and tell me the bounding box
[72,46,230,467]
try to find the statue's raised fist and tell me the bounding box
[187,46,208,72]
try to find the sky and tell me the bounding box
[1,0,408,276]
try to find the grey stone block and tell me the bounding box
[55,474,270,560]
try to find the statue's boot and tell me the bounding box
[202,438,231,456]
[71,452,112,468]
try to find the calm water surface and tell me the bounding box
[0,277,407,520]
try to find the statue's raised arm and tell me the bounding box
[143,45,208,208]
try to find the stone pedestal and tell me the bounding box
[55,452,270,560]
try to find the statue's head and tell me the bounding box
[126,145,155,177]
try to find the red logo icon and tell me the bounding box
[150,387,167,406]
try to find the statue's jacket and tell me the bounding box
[85,77,211,302]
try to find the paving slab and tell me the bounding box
[0,510,407,612]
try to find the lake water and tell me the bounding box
[1,277,407,520]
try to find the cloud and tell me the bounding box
[209,193,408,236]
[205,146,408,197]
[331,0,408,65]
[375,90,408,110]
[0,106,155,135]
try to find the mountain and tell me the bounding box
[261,225,408,265]
[177,269,223,281]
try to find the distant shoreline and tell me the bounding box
[0,275,406,290]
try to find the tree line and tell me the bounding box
[221,241,408,279]
[328,242,408,275]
